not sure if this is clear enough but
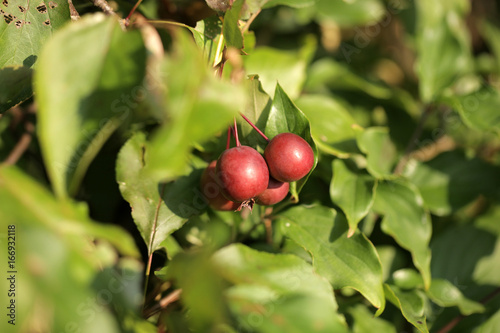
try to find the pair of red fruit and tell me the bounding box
[201,130,314,211]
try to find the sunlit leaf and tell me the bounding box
[330,159,377,236]
[36,14,147,198]
[373,180,432,289]
[277,205,385,312]
[416,0,472,102]
[0,0,70,67]
[146,29,244,181]
[296,94,359,157]
[223,0,244,49]
[212,243,348,333]
[116,132,199,256]
[0,165,140,333]
[384,284,429,333]
[244,37,316,99]
[315,0,385,27]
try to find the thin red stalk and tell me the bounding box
[240,113,269,142]
[226,126,232,149]
[233,118,240,147]
[125,0,143,23]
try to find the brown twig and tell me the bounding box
[437,287,500,333]
[3,121,34,165]
[89,0,126,29]
[241,9,261,34]
[142,289,182,318]
[393,105,434,175]
[68,0,80,20]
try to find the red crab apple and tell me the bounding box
[200,161,239,211]
[255,177,289,205]
[216,146,269,202]
[264,132,314,182]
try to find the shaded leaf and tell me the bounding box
[384,284,429,333]
[265,84,318,198]
[443,87,500,133]
[277,205,385,312]
[431,225,498,285]
[330,159,377,237]
[0,65,32,112]
[0,0,70,67]
[116,132,192,256]
[428,279,485,316]
[296,94,359,157]
[405,150,500,216]
[373,180,432,288]
[356,127,397,179]
[36,14,147,198]
[166,251,229,332]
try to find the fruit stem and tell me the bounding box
[233,118,241,147]
[240,113,269,142]
[125,0,143,23]
[226,126,232,149]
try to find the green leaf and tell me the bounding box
[263,0,316,9]
[244,37,316,99]
[166,251,229,331]
[116,132,192,256]
[480,21,500,74]
[349,304,397,333]
[239,76,272,149]
[305,59,393,99]
[35,14,147,198]
[314,0,385,27]
[0,0,70,67]
[146,29,244,181]
[473,308,500,333]
[443,87,500,133]
[428,279,485,316]
[0,65,32,112]
[392,268,424,290]
[265,83,318,198]
[213,243,338,303]
[295,94,359,157]
[223,0,244,49]
[384,284,429,333]
[330,159,377,237]
[356,127,397,179]
[431,225,498,286]
[191,15,223,66]
[373,180,432,289]
[0,165,140,333]
[416,0,472,102]
[212,243,348,333]
[277,205,385,313]
[405,150,500,216]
